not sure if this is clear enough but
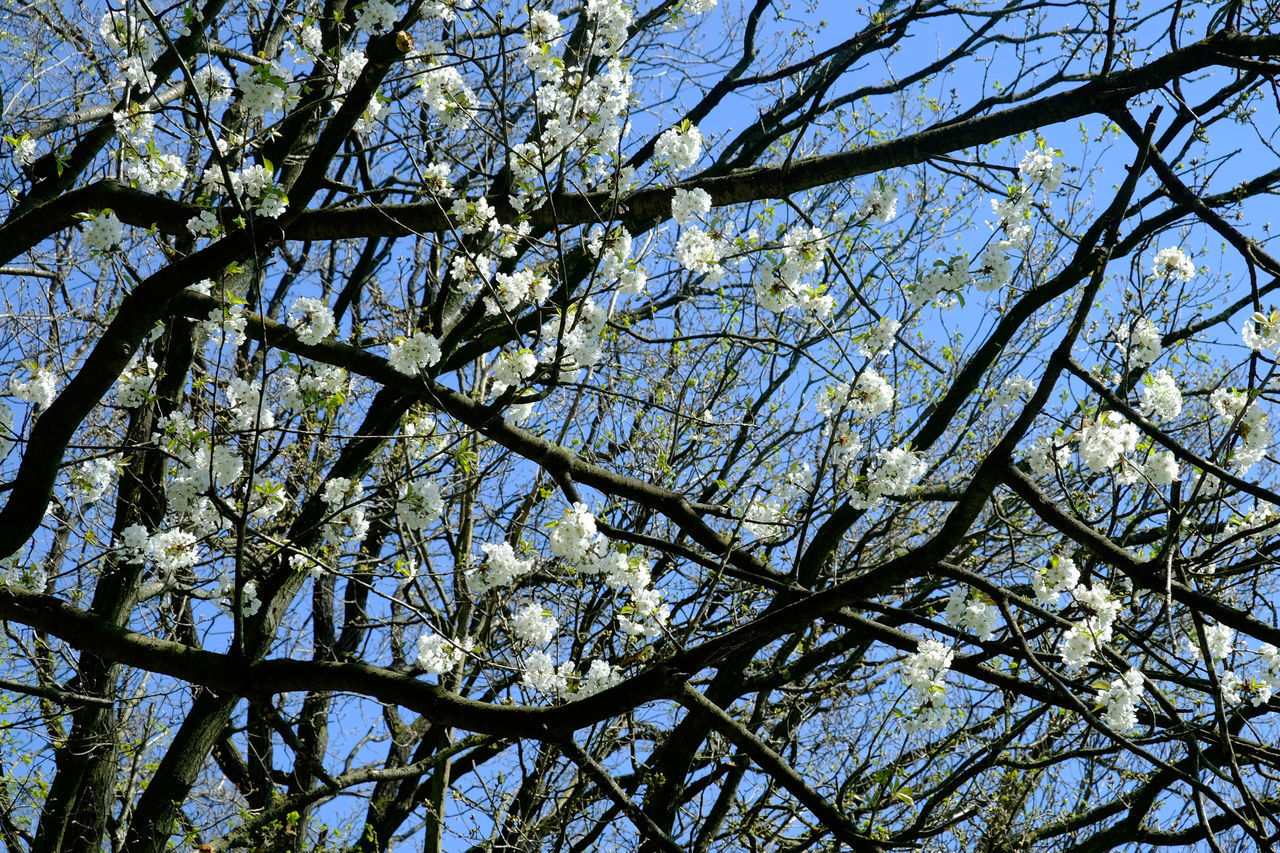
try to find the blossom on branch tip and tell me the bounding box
[388,332,443,377]
[1152,246,1195,282]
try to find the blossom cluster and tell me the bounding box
[900,638,955,731]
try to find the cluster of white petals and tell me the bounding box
[1096,669,1144,730]
[944,588,1000,641]
[82,210,124,253]
[1031,552,1080,606]
[654,123,703,172]
[289,297,336,345]
[1210,388,1271,472]
[900,638,955,731]
[1152,246,1195,282]
[9,365,57,410]
[389,332,443,376]
[1116,317,1162,368]
[1078,411,1139,473]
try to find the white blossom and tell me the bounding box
[1152,246,1195,282]
[511,602,558,645]
[676,227,724,281]
[900,638,954,730]
[1116,317,1162,369]
[1243,309,1280,355]
[994,375,1036,408]
[522,649,573,697]
[288,297,336,345]
[1078,411,1139,473]
[354,0,398,32]
[859,317,901,359]
[1031,553,1079,606]
[654,123,703,172]
[944,588,1000,641]
[575,660,621,698]
[1019,145,1065,192]
[1096,668,1143,730]
[397,479,443,529]
[389,332,443,376]
[549,502,598,564]
[671,187,712,225]
[470,541,535,593]
[858,180,898,222]
[417,632,469,674]
[9,365,57,411]
[1139,370,1182,420]
[912,255,970,305]
[1142,450,1180,486]
[82,211,123,253]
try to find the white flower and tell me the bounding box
[1097,668,1143,730]
[1205,623,1235,661]
[76,457,118,503]
[10,136,36,168]
[1152,246,1195,282]
[117,523,151,562]
[1142,450,1180,486]
[225,377,274,430]
[742,497,784,539]
[149,528,199,573]
[1139,370,1182,420]
[901,638,954,729]
[1243,310,1280,355]
[416,632,469,674]
[388,332,443,376]
[858,317,901,359]
[281,365,346,410]
[397,479,443,529]
[994,375,1035,408]
[654,123,703,172]
[187,210,221,238]
[239,62,292,118]
[676,227,723,280]
[575,660,621,698]
[549,502,598,564]
[9,365,57,410]
[521,10,564,79]
[1031,552,1079,606]
[1116,317,1162,369]
[671,187,712,225]
[511,602,558,645]
[492,349,538,395]
[470,541,535,593]
[1019,146,1065,192]
[975,243,1014,292]
[1209,389,1271,472]
[911,255,970,305]
[850,369,894,419]
[852,446,926,509]
[858,180,898,222]
[321,477,369,545]
[288,297,336,345]
[354,0,398,32]
[1078,412,1138,473]
[522,649,573,697]
[944,588,1000,641]
[82,210,124,253]
[585,0,633,56]
[192,65,232,104]
[1059,583,1121,669]
[300,24,322,54]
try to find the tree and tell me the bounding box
[2,0,1280,849]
